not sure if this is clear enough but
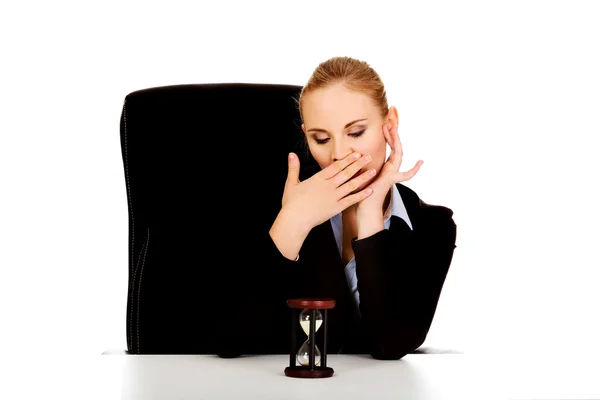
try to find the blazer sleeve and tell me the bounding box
[352,208,457,360]
[215,229,304,358]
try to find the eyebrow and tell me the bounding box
[306,118,368,134]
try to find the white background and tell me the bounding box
[1,0,599,386]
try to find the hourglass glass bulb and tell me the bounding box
[299,308,322,335]
[297,340,321,366]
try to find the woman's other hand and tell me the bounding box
[354,124,423,239]
[357,124,424,214]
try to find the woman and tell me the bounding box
[218,56,457,360]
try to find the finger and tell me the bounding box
[393,160,423,182]
[382,124,392,150]
[331,154,372,187]
[383,124,392,144]
[321,151,361,180]
[382,125,398,166]
[389,125,403,168]
[285,152,301,188]
[338,186,374,210]
[336,168,377,197]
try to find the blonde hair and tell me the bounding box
[296,56,389,122]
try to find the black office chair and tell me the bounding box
[118,83,461,356]
[119,83,321,354]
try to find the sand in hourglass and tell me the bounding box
[300,320,323,335]
[297,318,323,366]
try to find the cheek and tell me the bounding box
[360,141,387,170]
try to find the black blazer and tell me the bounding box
[215,182,457,360]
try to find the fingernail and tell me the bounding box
[288,153,295,161]
[364,154,371,162]
[353,153,361,159]
[369,169,376,176]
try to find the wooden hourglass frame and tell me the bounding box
[284,298,335,378]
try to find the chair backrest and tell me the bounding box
[119,83,319,354]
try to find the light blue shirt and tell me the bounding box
[330,184,413,311]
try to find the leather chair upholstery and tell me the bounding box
[119,83,318,354]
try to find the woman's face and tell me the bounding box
[301,83,398,191]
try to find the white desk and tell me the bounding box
[94,351,599,400]
[7,352,597,399]
[106,353,501,399]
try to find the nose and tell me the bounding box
[331,140,354,162]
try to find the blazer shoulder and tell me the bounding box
[396,183,457,249]
[395,183,454,221]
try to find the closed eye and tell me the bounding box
[314,129,366,145]
[349,129,365,138]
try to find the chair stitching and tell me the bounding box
[130,229,148,353]
[137,227,150,353]
[123,100,136,352]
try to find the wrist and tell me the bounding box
[269,208,311,261]
[356,187,391,215]
[356,203,382,218]
[356,208,384,240]
[276,207,312,237]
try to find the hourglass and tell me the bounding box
[284,298,335,378]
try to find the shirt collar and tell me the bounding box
[384,184,413,230]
